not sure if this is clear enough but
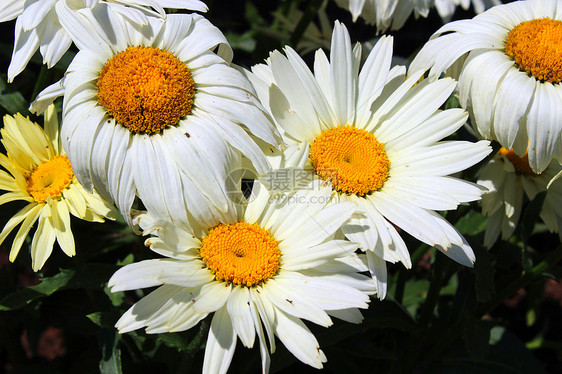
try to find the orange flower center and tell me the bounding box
[498,147,536,175]
[200,221,281,287]
[505,18,562,83]
[309,126,390,196]
[97,46,195,134]
[27,156,74,203]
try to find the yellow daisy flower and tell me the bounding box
[0,105,117,271]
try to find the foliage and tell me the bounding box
[0,1,561,373]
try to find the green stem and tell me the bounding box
[289,0,324,47]
[419,252,448,326]
[174,319,209,374]
[30,65,53,103]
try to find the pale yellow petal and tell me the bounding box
[43,104,61,156]
[62,184,87,217]
[0,170,20,191]
[0,203,39,247]
[0,154,27,188]
[9,204,42,262]
[13,113,51,161]
[31,212,56,272]
[81,187,118,221]
[1,114,48,168]
[51,198,75,257]
[0,191,32,206]
[0,133,35,173]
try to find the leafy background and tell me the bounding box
[0,1,561,373]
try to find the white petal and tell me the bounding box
[19,0,57,30]
[272,309,326,369]
[376,78,457,144]
[38,17,71,68]
[491,68,535,149]
[115,285,184,333]
[108,259,212,291]
[261,275,332,327]
[0,0,23,22]
[280,201,356,249]
[8,17,40,82]
[526,82,562,173]
[282,240,359,271]
[54,1,111,56]
[330,21,356,125]
[30,78,66,114]
[366,251,387,299]
[385,109,467,150]
[390,140,491,177]
[356,35,393,124]
[203,307,237,374]
[227,287,255,348]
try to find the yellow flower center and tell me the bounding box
[498,147,536,175]
[97,46,195,134]
[309,126,390,196]
[27,156,74,203]
[200,221,281,287]
[505,18,562,83]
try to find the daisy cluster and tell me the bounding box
[0,0,561,373]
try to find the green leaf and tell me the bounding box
[225,31,257,53]
[98,329,122,374]
[87,310,122,329]
[401,279,430,314]
[67,263,118,289]
[0,263,117,311]
[0,91,27,114]
[445,93,461,110]
[456,209,489,236]
[0,269,75,311]
[157,333,191,351]
[0,76,28,114]
[117,253,135,266]
[104,286,125,307]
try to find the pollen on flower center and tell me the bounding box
[498,147,536,175]
[505,18,562,83]
[27,155,74,203]
[309,126,390,196]
[200,221,281,287]
[97,46,195,134]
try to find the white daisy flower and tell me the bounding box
[333,0,499,32]
[246,21,491,298]
[435,0,501,22]
[409,0,562,173]
[0,105,117,271]
[109,180,373,373]
[478,147,562,248]
[32,10,280,231]
[0,0,208,82]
